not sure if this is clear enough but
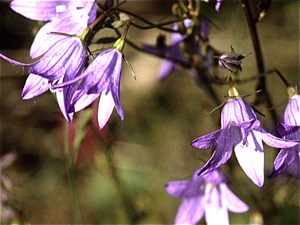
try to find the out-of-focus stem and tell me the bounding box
[64,121,82,224]
[89,122,142,224]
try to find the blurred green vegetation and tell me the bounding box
[0,1,299,224]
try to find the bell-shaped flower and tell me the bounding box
[191,87,299,187]
[53,38,125,130]
[165,169,249,225]
[0,34,89,122]
[269,93,300,179]
[10,0,96,58]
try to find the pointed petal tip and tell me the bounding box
[268,171,278,179]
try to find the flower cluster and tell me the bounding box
[191,87,298,187]
[1,0,300,224]
[165,169,249,225]
[0,0,127,129]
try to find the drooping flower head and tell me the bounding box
[165,169,249,225]
[191,86,299,187]
[53,36,127,130]
[10,0,97,58]
[0,28,91,122]
[269,89,300,179]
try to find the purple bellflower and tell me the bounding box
[53,38,126,130]
[165,169,249,225]
[191,87,299,187]
[0,33,89,122]
[10,0,96,58]
[269,93,300,179]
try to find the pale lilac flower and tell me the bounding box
[0,36,87,122]
[191,88,299,187]
[143,43,187,81]
[143,19,211,81]
[10,0,96,58]
[143,19,190,81]
[54,48,124,129]
[269,94,300,179]
[166,169,249,225]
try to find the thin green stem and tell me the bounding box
[89,122,142,224]
[64,120,82,224]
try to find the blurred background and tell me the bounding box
[0,0,299,224]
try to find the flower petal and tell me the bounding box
[221,185,249,213]
[234,130,264,187]
[30,9,93,58]
[197,127,236,175]
[165,180,190,198]
[205,187,229,225]
[10,0,83,21]
[268,148,297,178]
[71,88,100,113]
[108,52,124,121]
[98,91,115,130]
[56,77,75,122]
[260,128,299,148]
[174,196,206,225]
[284,95,300,126]
[158,60,179,81]
[29,37,86,80]
[81,50,117,94]
[166,175,205,198]
[277,123,300,138]
[21,74,50,99]
[191,129,223,149]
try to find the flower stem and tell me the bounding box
[89,121,143,224]
[64,120,82,224]
[240,0,277,124]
